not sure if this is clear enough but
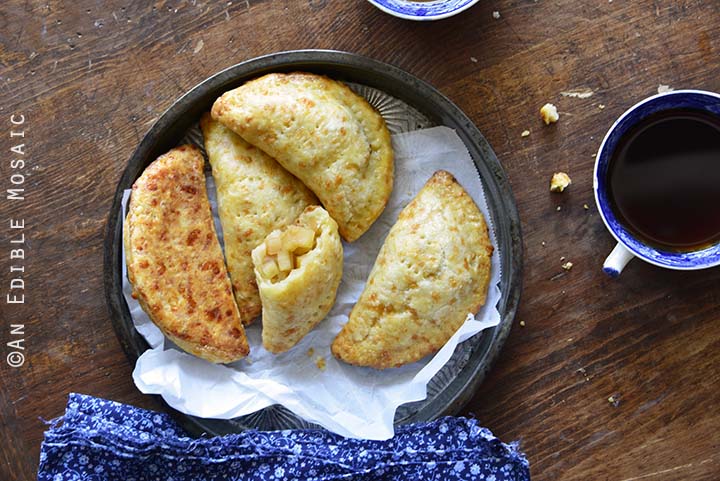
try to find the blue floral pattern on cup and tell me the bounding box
[594,90,720,271]
[367,0,480,20]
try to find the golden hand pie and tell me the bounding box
[124,145,249,363]
[211,72,394,242]
[331,171,493,369]
[252,206,343,354]
[200,114,317,324]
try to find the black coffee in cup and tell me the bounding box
[607,108,720,251]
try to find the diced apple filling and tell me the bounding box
[258,225,316,281]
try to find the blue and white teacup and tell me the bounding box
[594,90,720,277]
[366,0,480,21]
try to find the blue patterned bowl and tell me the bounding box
[594,90,720,276]
[367,0,480,21]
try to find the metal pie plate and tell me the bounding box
[104,50,523,436]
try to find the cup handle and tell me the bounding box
[603,243,635,277]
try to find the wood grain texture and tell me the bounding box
[1,1,719,479]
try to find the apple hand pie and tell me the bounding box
[211,72,394,242]
[124,145,249,363]
[252,206,343,354]
[331,171,493,369]
[200,114,317,325]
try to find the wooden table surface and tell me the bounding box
[1,1,719,479]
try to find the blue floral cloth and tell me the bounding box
[38,393,530,480]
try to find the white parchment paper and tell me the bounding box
[123,126,503,440]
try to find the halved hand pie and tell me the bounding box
[331,171,493,369]
[252,206,343,354]
[124,145,249,363]
[211,72,394,242]
[201,114,317,325]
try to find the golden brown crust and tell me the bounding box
[331,170,493,369]
[252,206,343,354]
[200,114,317,325]
[124,145,249,363]
[211,72,394,242]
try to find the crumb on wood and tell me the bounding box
[470,56,478,63]
[556,206,562,211]
[550,172,572,192]
[521,129,530,137]
[541,103,560,124]
[562,261,573,271]
[608,394,621,407]
[519,320,525,327]
[598,104,605,110]
[657,84,674,94]
[541,241,546,246]
[583,203,589,210]
[492,10,500,19]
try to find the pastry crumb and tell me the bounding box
[577,368,591,382]
[470,56,478,63]
[657,84,674,94]
[598,104,605,110]
[583,203,589,210]
[541,241,546,246]
[307,348,315,357]
[492,10,500,19]
[556,206,562,211]
[562,261,573,271]
[550,172,572,192]
[519,320,526,327]
[540,103,560,124]
[521,129,530,137]
[315,356,326,371]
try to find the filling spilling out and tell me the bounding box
[256,225,317,282]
